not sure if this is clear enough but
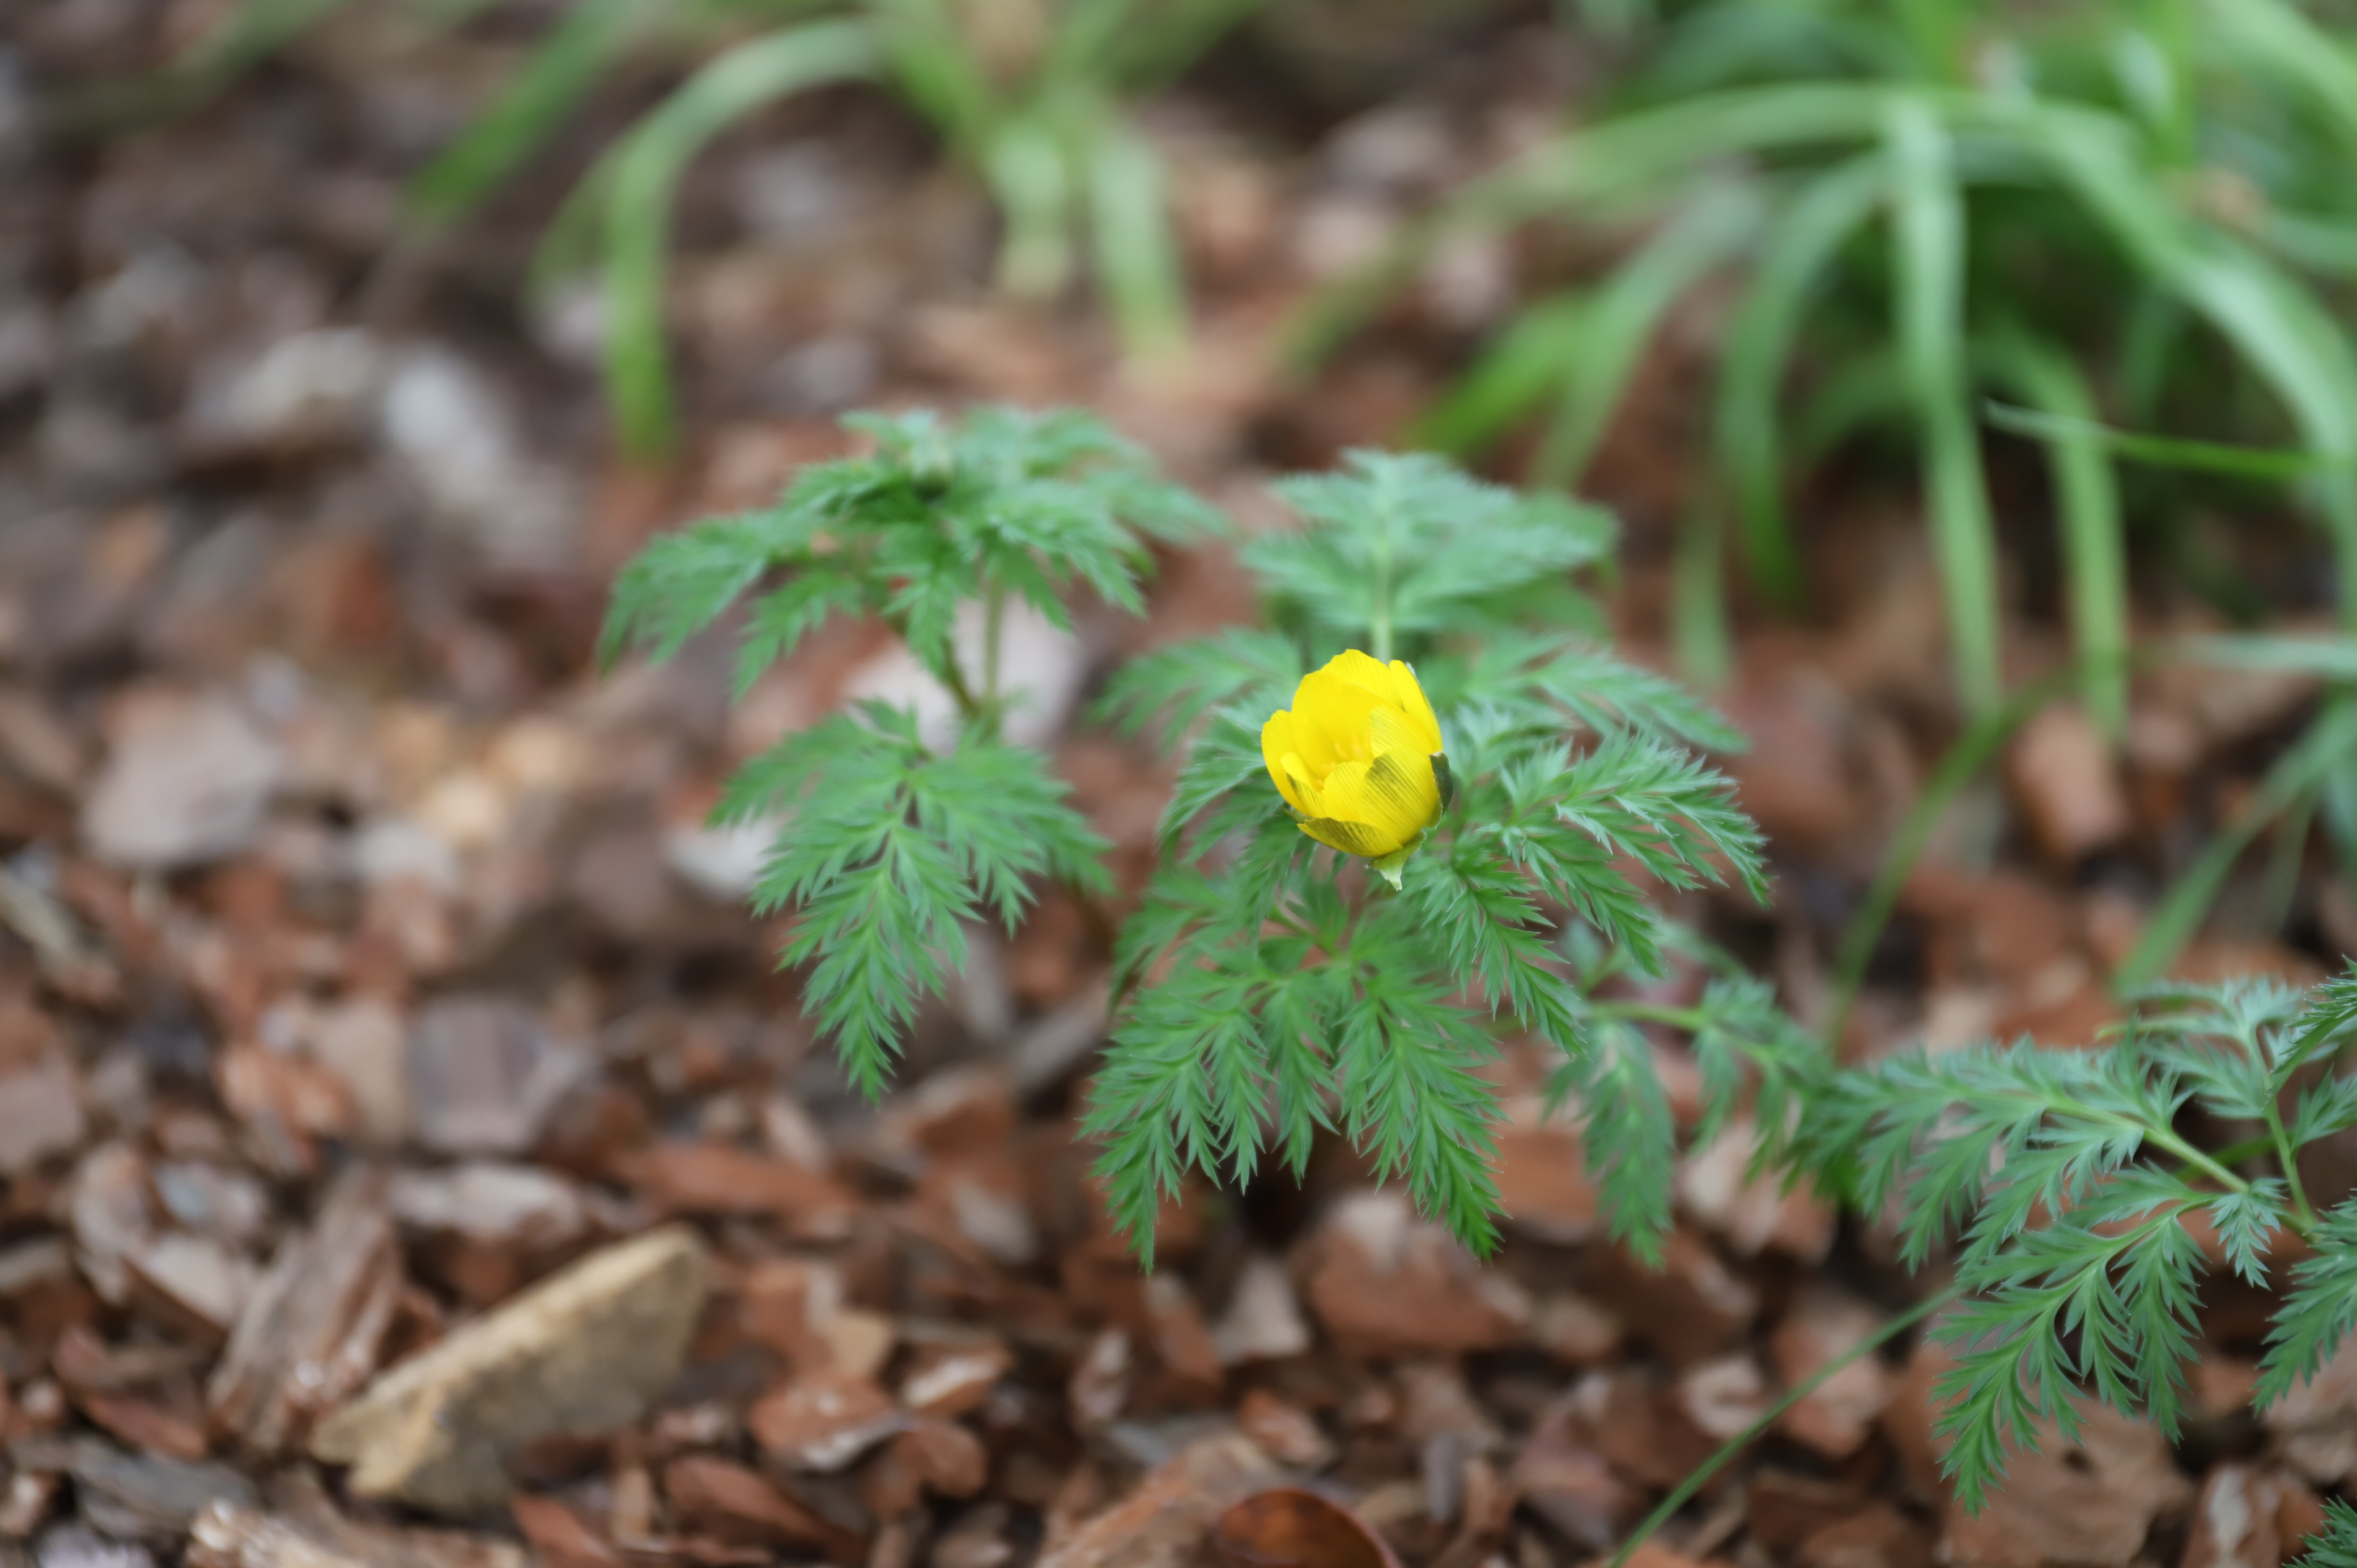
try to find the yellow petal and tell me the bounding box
[1283,672,1386,771]
[1385,659,1445,755]
[1297,815,1394,857]
[1366,703,1436,774]
[1283,753,1325,816]
[1311,747,1439,858]
[1261,710,1309,813]
[1319,649,1399,702]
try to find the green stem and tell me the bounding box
[1594,999,1713,1033]
[2143,1126,2254,1200]
[983,581,1006,705]
[2203,1134,2277,1169]
[2264,1102,2321,1230]
[1369,531,1395,662]
[937,651,986,725]
[1605,1289,1955,1568]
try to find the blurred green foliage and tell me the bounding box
[143,0,1263,458]
[1314,0,2357,736]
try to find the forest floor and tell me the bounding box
[0,8,2350,1568]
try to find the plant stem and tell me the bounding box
[1594,999,1712,1033]
[1369,529,1394,662]
[938,653,985,725]
[984,581,1006,705]
[2265,1101,2320,1230]
[1606,1288,1955,1568]
[2144,1126,2254,1201]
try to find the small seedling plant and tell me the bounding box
[601,402,1780,1264]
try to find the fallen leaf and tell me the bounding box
[1215,1490,1403,1568]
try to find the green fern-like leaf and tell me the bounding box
[2292,1501,2357,1568]
[724,705,1108,1096]
[2257,1199,2357,1407]
[602,403,1216,694]
[1548,1020,1678,1263]
[1250,452,1612,644]
[1933,1169,2203,1511]
[1096,627,1301,753]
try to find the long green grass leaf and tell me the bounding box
[1887,93,2002,714]
[868,0,994,147]
[1977,337,2130,739]
[1716,152,1887,606]
[1826,663,2090,1049]
[2180,633,2357,682]
[1999,99,2357,619]
[2205,0,2357,156]
[1086,116,1188,364]
[1417,295,1588,459]
[2117,698,2357,990]
[985,116,1078,299]
[411,0,659,225]
[1293,82,1896,367]
[1533,181,1763,487]
[602,20,879,460]
[1981,403,2338,481]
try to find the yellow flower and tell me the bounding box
[1261,650,1449,887]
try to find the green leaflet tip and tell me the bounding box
[1371,840,1419,892]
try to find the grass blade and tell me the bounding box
[1715,152,1887,606]
[2175,633,2357,682]
[1533,181,1763,487]
[2116,698,2357,991]
[1825,663,2089,1050]
[1886,93,2002,715]
[1793,346,1905,461]
[985,115,1078,300]
[1605,1292,1955,1568]
[2259,210,2357,282]
[1086,114,1189,365]
[1099,0,1273,88]
[410,0,660,225]
[1981,403,2337,482]
[2002,99,2357,624]
[1976,336,2130,740]
[1416,295,1588,459]
[870,0,995,147]
[1291,81,1894,367]
[603,20,880,460]
[1672,502,1733,692]
[2204,0,2357,157]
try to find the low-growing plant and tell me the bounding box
[1651,966,2357,1568]
[599,401,1784,1264]
[105,0,1262,455]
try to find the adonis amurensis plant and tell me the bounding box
[601,401,1780,1264]
[601,404,2357,1561]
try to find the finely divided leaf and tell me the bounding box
[1550,1020,1678,1262]
[729,709,1107,1096]
[2258,1200,2357,1407]
[1098,628,1301,752]
[2291,1501,2357,1568]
